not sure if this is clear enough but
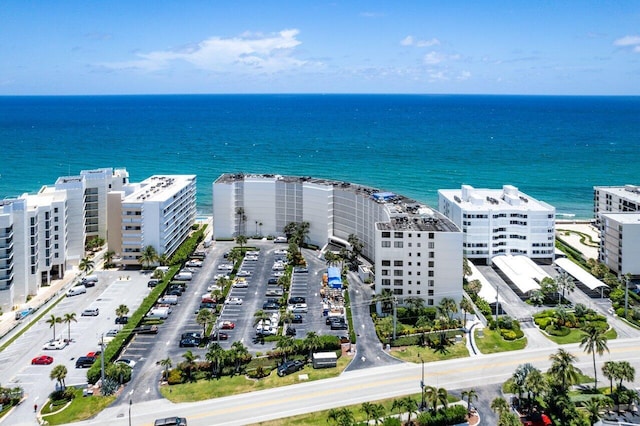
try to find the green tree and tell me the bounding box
[235,234,248,250]
[78,257,94,274]
[523,368,547,410]
[437,387,449,410]
[196,309,215,338]
[361,402,375,424]
[584,397,609,425]
[460,297,474,326]
[62,312,77,342]
[463,257,472,278]
[548,348,580,394]
[230,341,250,374]
[401,396,418,424]
[275,336,296,362]
[139,245,158,269]
[391,399,404,418]
[49,364,67,390]
[461,389,478,415]
[616,361,636,389]
[46,314,62,341]
[236,207,247,236]
[205,343,226,378]
[373,288,395,315]
[303,331,322,360]
[181,350,200,381]
[580,324,609,391]
[324,251,341,267]
[490,397,510,416]
[498,411,522,426]
[466,279,482,296]
[159,357,172,381]
[555,271,576,305]
[602,361,618,395]
[103,250,115,268]
[437,297,458,324]
[115,304,129,323]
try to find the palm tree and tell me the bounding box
[372,288,394,315]
[523,368,546,410]
[276,336,295,362]
[424,385,438,412]
[361,401,374,424]
[324,251,341,267]
[181,350,200,381]
[602,361,618,395]
[548,348,580,393]
[584,397,609,425]
[159,357,172,381]
[490,397,510,416]
[62,312,77,342]
[580,324,609,391]
[461,389,478,415]
[49,364,67,390]
[111,362,131,384]
[498,411,522,426]
[230,341,249,374]
[115,304,129,323]
[295,221,310,250]
[157,253,169,266]
[401,396,418,424]
[235,207,247,236]
[253,310,271,326]
[205,343,226,378]
[46,314,62,341]
[437,297,458,324]
[405,297,425,315]
[463,257,472,278]
[436,387,449,410]
[460,297,474,327]
[616,361,636,389]
[235,234,247,250]
[327,408,341,425]
[196,309,215,338]
[280,309,294,327]
[466,279,482,296]
[391,398,404,418]
[555,271,575,305]
[139,245,158,269]
[303,331,322,360]
[103,250,115,269]
[78,257,94,273]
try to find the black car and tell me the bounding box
[289,296,306,305]
[179,338,199,347]
[326,316,345,325]
[262,302,280,310]
[277,360,304,377]
[167,288,183,296]
[147,279,160,288]
[115,316,129,325]
[293,267,309,273]
[286,327,296,336]
[210,331,228,341]
[75,356,96,368]
[267,278,279,285]
[291,314,303,323]
[331,320,348,330]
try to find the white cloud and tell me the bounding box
[457,71,471,81]
[400,36,440,47]
[423,51,459,65]
[614,35,640,46]
[100,29,308,73]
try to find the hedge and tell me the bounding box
[416,404,467,426]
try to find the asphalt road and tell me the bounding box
[77,337,640,426]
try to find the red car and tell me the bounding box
[220,321,235,330]
[31,355,54,365]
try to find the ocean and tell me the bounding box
[1,94,639,219]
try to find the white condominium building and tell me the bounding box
[213,173,462,307]
[438,185,555,264]
[108,175,197,266]
[593,185,640,278]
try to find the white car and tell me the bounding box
[236,270,251,277]
[233,280,248,288]
[244,255,258,261]
[274,249,288,255]
[207,284,222,292]
[246,250,260,256]
[272,271,285,277]
[213,274,230,281]
[256,325,277,335]
[287,303,308,313]
[272,264,285,271]
[217,264,233,271]
[115,358,136,368]
[43,339,68,350]
[225,297,243,305]
[185,260,203,267]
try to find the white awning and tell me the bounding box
[555,258,608,291]
[468,262,504,304]
[492,254,545,294]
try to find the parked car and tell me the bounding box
[43,339,68,350]
[233,280,248,288]
[272,271,285,277]
[220,321,235,330]
[31,355,54,365]
[134,325,159,334]
[244,255,258,261]
[267,278,279,285]
[291,314,303,323]
[272,264,285,271]
[331,320,348,330]
[274,249,288,255]
[66,285,87,297]
[185,260,203,267]
[289,296,306,305]
[115,316,129,325]
[147,279,160,288]
[75,356,96,368]
[277,360,304,376]
[210,331,228,340]
[262,302,280,310]
[81,307,100,316]
[179,332,202,347]
[293,267,309,273]
[326,316,345,325]
[105,329,119,338]
[115,358,137,368]
[217,264,233,271]
[236,270,251,277]
[86,351,101,358]
[265,288,283,297]
[274,236,288,243]
[286,327,297,336]
[287,303,308,313]
[225,297,243,305]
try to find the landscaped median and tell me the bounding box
[474,327,527,354]
[533,305,617,345]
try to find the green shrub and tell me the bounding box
[501,329,517,340]
[167,369,182,385]
[416,404,467,426]
[546,325,570,336]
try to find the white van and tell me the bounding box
[83,274,99,283]
[174,272,193,281]
[67,285,87,297]
[147,307,170,319]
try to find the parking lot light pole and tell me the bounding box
[419,353,426,411]
[128,398,132,426]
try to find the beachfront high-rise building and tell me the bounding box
[213,174,463,307]
[438,185,555,264]
[593,185,640,278]
[107,175,197,266]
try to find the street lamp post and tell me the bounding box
[128,399,132,426]
[419,354,426,411]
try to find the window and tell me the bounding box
[428,261,434,267]
[428,290,434,296]
[394,232,403,238]
[382,241,391,248]
[394,241,403,248]
[429,233,434,239]
[382,279,391,286]
[381,270,389,276]
[394,260,403,266]
[394,279,403,286]
[428,271,434,277]
[428,242,435,249]
[429,252,434,258]
[393,289,403,295]
[394,270,403,276]
[382,232,391,238]
[428,299,434,306]
[381,260,391,266]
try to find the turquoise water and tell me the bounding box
[1,94,639,218]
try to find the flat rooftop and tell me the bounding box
[595,185,640,203]
[600,212,640,224]
[125,175,195,203]
[439,185,554,212]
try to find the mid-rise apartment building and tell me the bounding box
[593,185,640,278]
[438,185,555,264]
[213,174,462,307]
[108,175,197,266]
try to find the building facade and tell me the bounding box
[107,175,197,266]
[438,185,555,264]
[213,173,463,307]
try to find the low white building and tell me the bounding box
[438,185,555,264]
[108,175,197,266]
[213,173,463,308]
[599,213,640,278]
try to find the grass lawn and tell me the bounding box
[40,389,116,425]
[390,339,469,363]
[474,328,527,354]
[161,355,352,403]
[543,327,617,345]
[250,392,460,426]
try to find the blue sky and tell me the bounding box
[1,1,639,95]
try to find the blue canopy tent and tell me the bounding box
[327,266,342,289]
[372,192,396,202]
